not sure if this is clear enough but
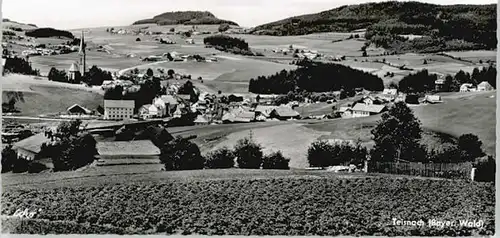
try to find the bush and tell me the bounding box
[205,147,235,169]
[262,151,290,170]
[136,38,141,42]
[12,158,30,173]
[27,162,48,173]
[474,156,495,182]
[234,137,263,169]
[308,140,367,167]
[1,145,17,173]
[307,140,335,167]
[160,137,205,171]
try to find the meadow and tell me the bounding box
[2,74,104,116]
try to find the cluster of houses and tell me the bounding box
[141,51,217,63]
[458,81,494,92]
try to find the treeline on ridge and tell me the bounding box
[25,28,75,39]
[249,60,384,94]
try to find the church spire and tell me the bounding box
[78,31,86,76]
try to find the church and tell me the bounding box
[68,31,87,82]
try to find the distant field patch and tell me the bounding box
[212,123,329,168]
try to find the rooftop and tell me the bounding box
[104,100,135,108]
[351,103,386,113]
[96,140,160,156]
[13,133,50,154]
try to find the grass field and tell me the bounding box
[2,74,104,116]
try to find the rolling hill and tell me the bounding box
[133,11,238,26]
[251,1,496,49]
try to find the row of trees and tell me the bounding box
[3,56,40,75]
[160,134,290,170]
[104,78,163,112]
[307,140,367,168]
[48,65,112,85]
[249,60,384,94]
[305,102,490,166]
[398,65,496,93]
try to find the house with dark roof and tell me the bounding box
[67,104,92,115]
[351,103,386,118]
[254,105,277,118]
[270,106,300,120]
[222,107,256,123]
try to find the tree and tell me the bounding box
[234,135,263,169]
[85,65,112,86]
[48,67,68,83]
[371,102,425,162]
[146,68,154,77]
[218,23,231,32]
[39,120,98,171]
[160,136,205,171]
[184,31,192,38]
[205,147,235,169]
[168,69,175,77]
[1,145,17,173]
[136,38,141,42]
[423,59,428,64]
[458,134,485,161]
[262,151,290,169]
[169,28,175,32]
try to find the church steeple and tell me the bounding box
[78,31,86,76]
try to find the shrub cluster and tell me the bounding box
[4,56,40,75]
[307,140,368,168]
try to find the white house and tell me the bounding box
[138,104,159,119]
[351,103,386,118]
[477,81,494,91]
[104,100,135,120]
[153,97,167,117]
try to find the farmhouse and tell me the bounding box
[13,133,49,161]
[477,81,494,91]
[104,100,135,120]
[222,107,256,123]
[351,103,386,118]
[67,104,92,115]
[378,89,398,101]
[339,106,353,118]
[254,105,277,117]
[270,106,300,120]
[138,104,159,119]
[422,95,443,104]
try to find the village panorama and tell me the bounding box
[1,0,496,236]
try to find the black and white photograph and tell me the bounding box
[0,0,497,236]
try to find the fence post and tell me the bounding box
[364,160,369,173]
[470,167,476,181]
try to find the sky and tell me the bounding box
[2,0,497,30]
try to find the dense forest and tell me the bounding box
[251,2,496,50]
[203,35,255,56]
[25,28,74,39]
[133,11,238,26]
[249,60,384,94]
[4,57,40,75]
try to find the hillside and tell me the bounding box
[133,11,238,26]
[2,19,38,31]
[251,1,496,49]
